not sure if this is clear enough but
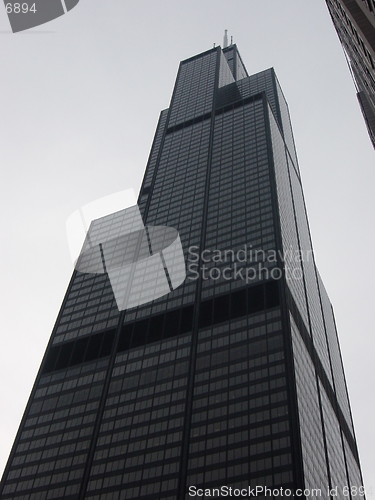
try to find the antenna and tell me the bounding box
[223,29,228,48]
[231,35,233,45]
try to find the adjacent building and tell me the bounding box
[326,0,375,148]
[0,44,365,499]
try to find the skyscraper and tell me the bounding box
[326,0,375,149]
[0,44,365,499]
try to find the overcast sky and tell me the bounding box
[0,0,374,489]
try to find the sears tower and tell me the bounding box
[1,44,365,499]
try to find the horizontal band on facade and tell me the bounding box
[42,281,280,375]
[165,93,265,135]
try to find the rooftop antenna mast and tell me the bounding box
[223,29,228,48]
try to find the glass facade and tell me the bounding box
[0,44,365,499]
[326,0,375,148]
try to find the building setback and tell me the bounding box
[326,0,375,148]
[0,45,365,499]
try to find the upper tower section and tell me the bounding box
[168,48,219,128]
[223,43,249,81]
[166,44,298,168]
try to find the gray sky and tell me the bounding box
[0,0,374,489]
